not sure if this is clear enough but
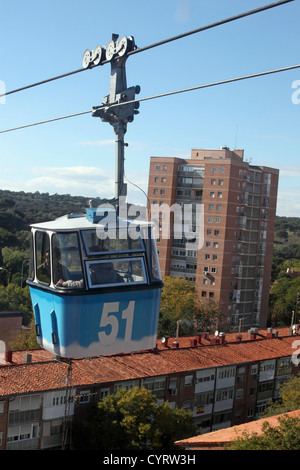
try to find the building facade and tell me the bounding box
[0,326,298,450]
[147,148,279,330]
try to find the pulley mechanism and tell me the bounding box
[83,35,140,201]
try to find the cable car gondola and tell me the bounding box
[27,208,162,358]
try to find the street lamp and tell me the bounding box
[296,292,300,324]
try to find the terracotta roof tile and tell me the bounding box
[175,410,300,447]
[0,327,299,397]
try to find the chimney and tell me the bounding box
[161,336,169,347]
[219,332,226,344]
[5,350,13,362]
[248,328,258,340]
[23,353,32,363]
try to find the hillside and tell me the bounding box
[0,189,299,331]
[0,189,108,226]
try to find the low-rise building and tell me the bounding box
[0,326,299,450]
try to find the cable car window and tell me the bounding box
[150,237,162,281]
[52,232,84,289]
[86,258,146,288]
[36,231,50,285]
[28,233,34,281]
[82,230,144,256]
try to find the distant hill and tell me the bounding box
[0,189,299,262]
[0,189,108,226]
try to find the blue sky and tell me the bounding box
[0,0,299,216]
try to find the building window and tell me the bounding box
[154,177,159,182]
[205,254,210,259]
[203,278,207,284]
[155,165,160,171]
[79,391,90,404]
[202,291,207,297]
[208,217,213,223]
[216,205,221,211]
[213,242,218,248]
[218,179,223,185]
[184,375,193,386]
[153,189,158,194]
[212,255,217,260]
[220,167,224,173]
[215,217,220,223]
[214,230,219,236]
[209,204,214,210]
[211,179,216,185]
[217,192,222,198]
[211,267,217,273]
[207,229,212,235]
[160,189,165,195]
[210,192,215,198]
[161,177,166,183]
[162,165,167,171]
[212,167,217,173]
[206,241,211,247]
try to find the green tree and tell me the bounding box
[229,415,300,450]
[0,284,33,326]
[261,373,300,417]
[158,276,196,337]
[8,318,40,350]
[269,275,300,326]
[194,297,223,333]
[72,387,196,450]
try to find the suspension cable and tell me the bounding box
[1,62,299,135]
[0,0,294,99]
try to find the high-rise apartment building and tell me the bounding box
[147,148,279,330]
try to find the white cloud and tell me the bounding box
[0,166,115,198]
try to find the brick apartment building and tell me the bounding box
[0,326,299,450]
[147,147,279,331]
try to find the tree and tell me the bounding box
[269,275,300,326]
[194,297,223,333]
[229,415,300,450]
[0,284,33,326]
[8,318,40,350]
[72,386,197,450]
[158,277,223,337]
[158,276,196,337]
[261,373,300,417]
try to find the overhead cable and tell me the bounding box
[1,62,299,135]
[0,0,294,99]
[128,0,294,57]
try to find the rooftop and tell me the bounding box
[0,326,298,398]
[175,409,300,449]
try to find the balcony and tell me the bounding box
[6,438,39,450]
[8,408,40,424]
